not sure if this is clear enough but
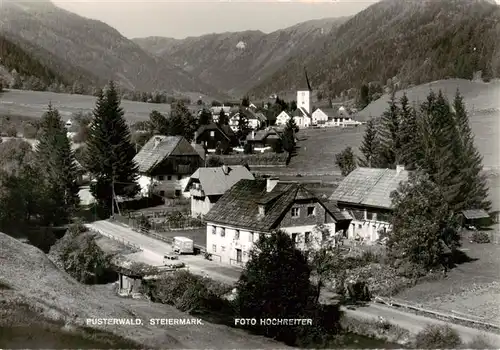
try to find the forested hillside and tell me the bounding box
[248,0,500,99]
[134,17,348,96]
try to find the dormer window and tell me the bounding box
[291,207,300,217]
[210,131,215,137]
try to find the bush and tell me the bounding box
[22,122,38,139]
[465,335,494,349]
[415,324,462,349]
[471,231,490,244]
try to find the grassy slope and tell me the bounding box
[249,0,500,98]
[0,89,172,121]
[0,232,290,349]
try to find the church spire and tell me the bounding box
[304,66,312,91]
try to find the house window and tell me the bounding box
[159,190,165,197]
[158,175,164,180]
[167,175,172,180]
[221,246,226,252]
[220,227,225,237]
[178,175,182,180]
[235,230,240,240]
[307,206,315,216]
[305,232,311,243]
[358,224,362,229]
[367,212,374,220]
[212,244,217,252]
[292,233,298,243]
[291,207,300,217]
[175,189,181,197]
[211,226,216,235]
[210,131,215,137]
[249,232,254,242]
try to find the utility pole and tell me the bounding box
[111,176,115,218]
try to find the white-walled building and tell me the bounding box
[275,110,291,126]
[133,135,203,199]
[184,165,255,218]
[204,178,352,266]
[330,166,409,243]
[311,108,330,125]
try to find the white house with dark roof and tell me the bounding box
[311,108,330,125]
[275,110,291,126]
[228,108,267,132]
[133,135,203,199]
[329,165,409,243]
[204,178,351,266]
[184,165,255,218]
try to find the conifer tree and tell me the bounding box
[378,91,401,168]
[453,90,490,211]
[148,110,169,135]
[398,94,420,170]
[198,108,212,126]
[218,109,228,125]
[170,100,196,142]
[36,103,80,226]
[85,82,139,218]
[237,107,250,141]
[358,118,380,167]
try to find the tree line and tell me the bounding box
[335,89,490,271]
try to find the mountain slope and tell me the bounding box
[0,0,225,98]
[248,0,500,99]
[134,17,349,96]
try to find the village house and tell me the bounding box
[311,107,332,125]
[194,123,238,152]
[204,178,352,266]
[228,108,267,132]
[211,106,237,122]
[292,108,312,128]
[329,165,409,243]
[133,135,203,199]
[184,165,255,218]
[275,110,292,126]
[245,127,283,152]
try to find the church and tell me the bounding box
[275,70,313,128]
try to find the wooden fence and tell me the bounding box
[114,213,204,232]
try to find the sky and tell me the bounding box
[50,0,378,39]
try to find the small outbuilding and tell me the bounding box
[460,209,491,228]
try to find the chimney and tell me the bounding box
[153,136,162,149]
[396,164,405,175]
[222,164,229,174]
[266,177,279,193]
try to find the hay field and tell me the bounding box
[0,89,172,122]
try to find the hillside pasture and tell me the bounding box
[0,89,172,122]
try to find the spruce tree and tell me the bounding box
[36,103,80,226]
[148,110,170,135]
[218,109,228,125]
[237,107,250,140]
[85,82,139,218]
[453,90,490,211]
[398,94,420,170]
[198,108,212,126]
[358,118,380,167]
[377,91,401,168]
[170,100,196,142]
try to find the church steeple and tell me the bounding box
[304,66,312,92]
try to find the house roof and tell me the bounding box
[184,165,255,195]
[293,107,311,118]
[133,135,199,174]
[245,127,283,142]
[210,106,232,115]
[204,179,348,232]
[196,123,235,141]
[330,167,410,209]
[231,108,267,122]
[461,209,490,220]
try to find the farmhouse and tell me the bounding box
[194,123,238,152]
[292,108,312,128]
[229,108,267,132]
[329,165,409,243]
[245,127,283,152]
[184,165,255,218]
[204,178,351,266]
[275,110,291,126]
[133,135,203,199]
[311,108,331,125]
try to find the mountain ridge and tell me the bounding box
[0,0,227,99]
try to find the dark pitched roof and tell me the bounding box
[293,107,311,118]
[133,135,200,173]
[245,127,283,142]
[184,165,255,195]
[196,123,235,141]
[461,209,489,220]
[330,167,409,209]
[204,180,347,232]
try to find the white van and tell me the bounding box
[173,236,194,254]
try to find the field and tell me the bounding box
[0,89,172,121]
[395,229,500,325]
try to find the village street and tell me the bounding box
[85,220,500,346]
